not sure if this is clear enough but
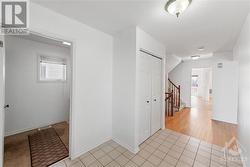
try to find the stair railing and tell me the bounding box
[165,91,174,116]
[168,79,181,110]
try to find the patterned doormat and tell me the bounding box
[28,128,69,167]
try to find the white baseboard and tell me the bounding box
[112,137,139,154]
[70,137,112,160]
[5,120,68,137]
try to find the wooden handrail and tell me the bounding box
[168,78,180,90]
[166,78,181,116]
[165,90,174,116]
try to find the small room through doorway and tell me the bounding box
[4,33,72,167]
[191,68,212,110]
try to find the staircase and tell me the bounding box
[165,79,181,116]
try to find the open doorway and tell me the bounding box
[191,68,212,109]
[3,33,72,167]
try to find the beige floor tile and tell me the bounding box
[141,161,154,167]
[124,161,138,167]
[176,161,192,167]
[69,161,84,167]
[144,145,156,153]
[64,158,80,166]
[92,149,106,159]
[98,155,113,166]
[210,161,226,167]
[101,145,114,153]
[123,150,135,159]
[149,141,160,148]
[147,154,162,166]
[211,155,226,165]
[195,154,210,166]
[162,141,174,148]
[197,149,211,158]
[108,149,122,159]
[106,161,121,167]
[109,141,120,148]
[138,150,151,159]
[167,150,182,159]
[87,161,103,167]
[131,155,145,166]
[116,146,127,153]
[80,154,96,166]
[171,145,184,153]
[159,161,174,167]
[49,161,67,167]
[153,150,166,159]
[163,155,178,166]
[158,145,170,153]
[182,149,196,159]
[179,155,194,166]
[193,161,209,167]
[153,138,165,144]
[79,152,91,160]
[115,155,130,166]
[185,144,198,153]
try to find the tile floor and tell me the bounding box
[50,129,243,167]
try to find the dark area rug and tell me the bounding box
[28,128,68,167]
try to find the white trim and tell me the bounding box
[112,137,140,154]
[70,137,112,160]
[0,28,76,162]
[4,120,67,137]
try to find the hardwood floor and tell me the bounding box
[166,96,237,147]
[4,122,69,167]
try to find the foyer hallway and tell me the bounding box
[166,96,237,147]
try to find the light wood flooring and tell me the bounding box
[4,121,69,167]
[166,96,237,147]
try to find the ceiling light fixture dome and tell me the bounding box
[165,0,192,17]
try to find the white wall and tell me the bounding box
[112,27,165,153]
[0,35,6,167]
[169,55,239,124]
[212,61,238,124]
[4,36,70,136]
[233,13,250,167]
[166,54,181,73]
[113,27,137,152]
[29,2,113,159]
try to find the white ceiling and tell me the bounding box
[34,0,250,57]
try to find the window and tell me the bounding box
[39,56,67,81]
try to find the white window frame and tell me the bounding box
[38,54,67,82]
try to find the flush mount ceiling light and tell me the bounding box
[165,0,192,17]
[191,55,200,60]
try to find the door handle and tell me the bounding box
[4,104,9,109]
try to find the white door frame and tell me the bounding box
[0,29,76,166]
[0,35,6,167]
[139,49,166,131]
[135,49,166,148]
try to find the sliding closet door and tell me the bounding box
[138,52,152,144]
[150,56,162,135]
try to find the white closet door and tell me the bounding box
[138,52,152,144]
[150,56,162,135]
